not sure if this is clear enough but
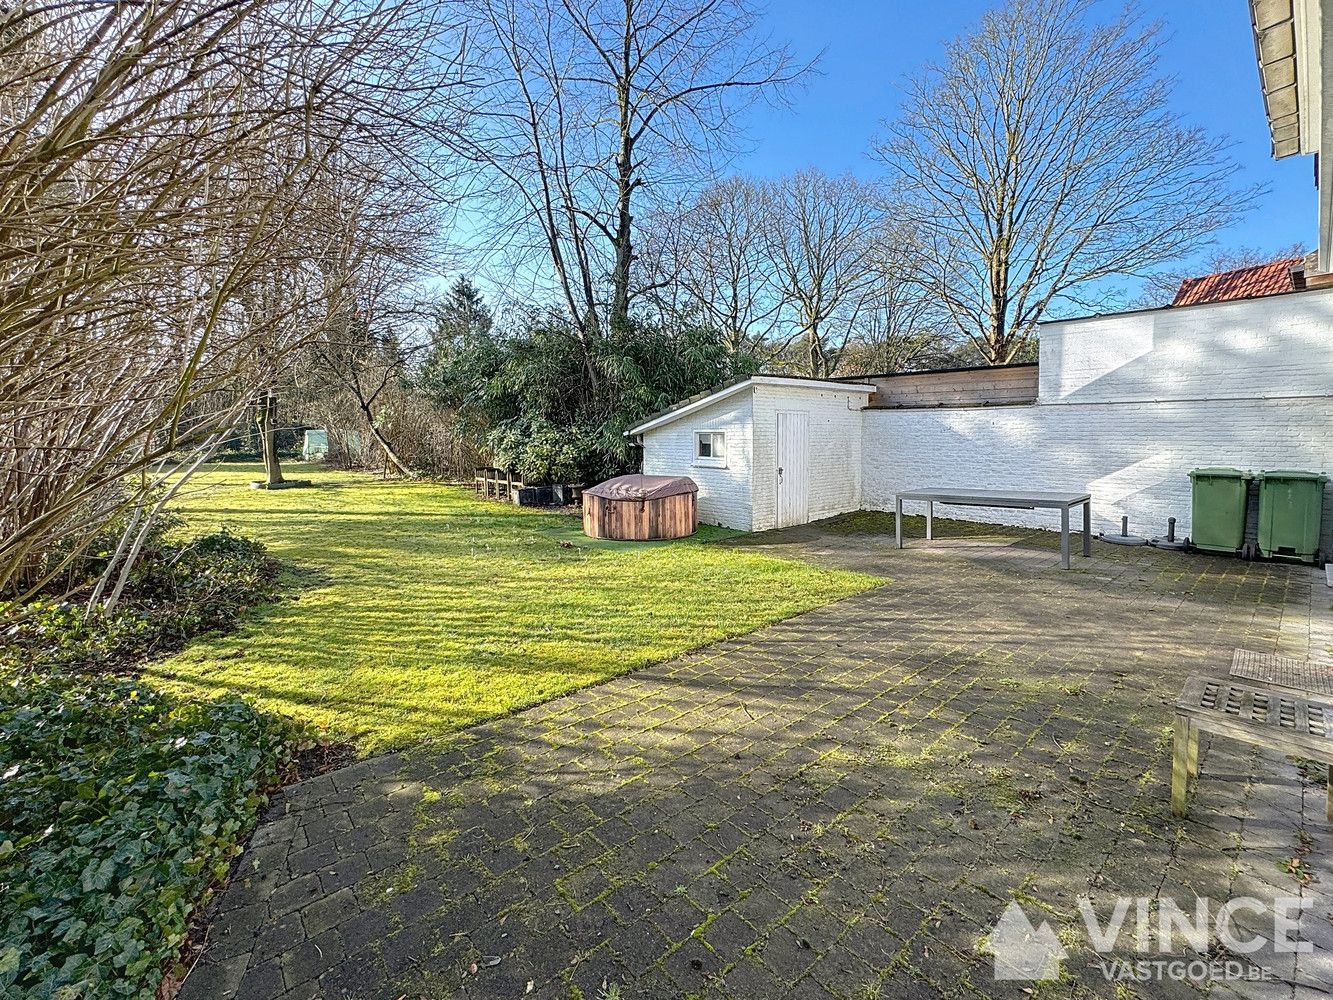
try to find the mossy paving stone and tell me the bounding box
[603,877,662,923]
[876,967,956,999]
[376,921,443,974]
[230,957,284,1000]
[685,872,737,913]
[337,907,396,956]
[911,933,984,994]
[251,910,308,964]
[495,930,580,982]
[836,913,903,969]
[609,919,673,977]
[205,900,270,961]
[320,852,375,894]
[647,893,705,941]
[181,523,1333,1000]
[751,927,820,983]
[280,929,344,989]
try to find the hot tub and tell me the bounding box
[583,475,698,540]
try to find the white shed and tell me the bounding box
[627,376,874,531]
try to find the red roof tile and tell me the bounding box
[1171,259,1304,307]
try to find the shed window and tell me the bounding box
[694,430,726,468]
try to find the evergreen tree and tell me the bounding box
[432,276,492,348]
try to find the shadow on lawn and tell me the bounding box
[153,470,877,754]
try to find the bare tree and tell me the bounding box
[295,154,444,480]
[873,0,1253,364]
[303,313,426,480]
[840,221,956,374]
[670,176,782,353]
[447,0,805,355]
[0,0,465,605]
[631,198,700,330]
[761,169,882,378]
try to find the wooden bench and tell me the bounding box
[474,467,525,502]
[1173,675,1333,821]
[1229,648,1333,697]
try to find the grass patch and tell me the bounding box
[147,463,878,753]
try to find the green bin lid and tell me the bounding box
[1256,469,1328,482]
[1189,467,1251,479]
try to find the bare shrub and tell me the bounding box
[0,0,464,604]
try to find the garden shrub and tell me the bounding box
[0,524,301,997]
[423,316,760,484]
[4,529,280,674]
[0,670,296,999]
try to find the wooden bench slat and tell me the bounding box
[1173,674,1333,821]
[1229,648,1333,697]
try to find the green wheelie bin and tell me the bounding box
[1189,468,1252,555]
[1256,470,1328,564]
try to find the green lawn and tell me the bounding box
[147,463,879,753]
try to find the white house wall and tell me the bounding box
[862,397,1333,539]
[863,290,1333,542]
[1039,290,1333,404]
[641,392,754,530]
[750,385,868,532]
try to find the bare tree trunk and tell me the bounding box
[256,391,285,487]
[356,397,413,478]
[806,326,829,379]
[609,14,635,333]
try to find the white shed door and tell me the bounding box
[775,410,809,528]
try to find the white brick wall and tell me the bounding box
[750,384,868,531]
[865,291,1333,546]
[862,397,1333,541]
[640,382,871,531]
[641,292,1332,548]
[642,392,755,530]
[1041,289,1333,404]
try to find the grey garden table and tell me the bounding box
[894,487,1093,570]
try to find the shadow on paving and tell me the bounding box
[181,519,1333,1000]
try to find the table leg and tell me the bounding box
[1171,716,1190,817]
[895,497,903,548]
[1060,506,1070,569]
[1082,500,1092,557]
[926,500,933,540]
[1187,725,1198,778]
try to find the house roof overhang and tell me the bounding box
[625,376,874,437]
[1251,0,1321,158]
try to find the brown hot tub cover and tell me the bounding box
[584,474,698,501]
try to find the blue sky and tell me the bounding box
[733,0,1315,266]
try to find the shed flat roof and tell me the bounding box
[625,375,873,437]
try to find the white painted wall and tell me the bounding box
[641,391,754,530]
[639,381,871,531]
[864,289,1333,545]
[750,384,868,531]
[640,291,1332,547]
[1040,290,1333,404]
[862,397,1333,539]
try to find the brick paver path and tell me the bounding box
[183,519,1333,1000]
